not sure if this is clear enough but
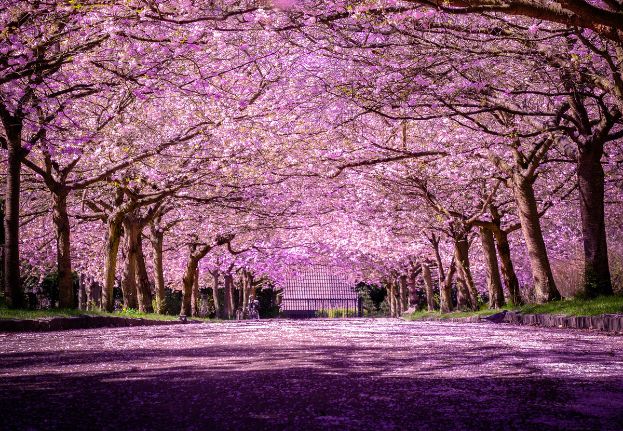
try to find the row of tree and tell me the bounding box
[1,1,622,315]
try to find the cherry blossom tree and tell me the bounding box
[3,0,622,315]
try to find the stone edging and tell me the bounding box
[498,311,623,333]
[407,310,623,333]
[0,315,190,332]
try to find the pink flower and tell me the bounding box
[273,0,296,9]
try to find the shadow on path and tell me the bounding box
[1,340,623,431]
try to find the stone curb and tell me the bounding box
[500,311,623,333]
[0,315,190,332]
[407,311,623,333]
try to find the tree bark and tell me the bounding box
[85,276,100,310]
[386,281,394,317]
[3,124,24,308]
[479,226,505,309]
[224,273,234,319]
[0,198,5,300]
[431,238,454,313]
[392,280,398,317]
[237,279,243,315]
[242,270,252,312]
[191,267,200,317]
[392,280,400,316]
[102,218,123,312]
[180,236,231,317]
[455,272,471,311]
[121,218,138,309]
[407,267,419,308]
[52,191,74,308]
[490,223,523,305]
[422,263,435,311]
[84,276,93,310]
[453,235,478,310]
[211,270,221,318]
[135,231,153,313]
[181,257,198,317]
[577,141,612,296]
[393,280,400,316]
[78,274,87,310]
[150,227,166,313]
[512,177,560,302]
[248,274,257,303]
[440,260,456,313]
[398,274,409,313]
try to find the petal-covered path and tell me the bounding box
[1,319,622,431]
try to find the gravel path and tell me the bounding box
[1,319,622,431]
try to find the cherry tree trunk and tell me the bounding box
[454,237,478,310]
[407,268,418,307]
[479,227,505,309]
[85,276,101,310]
[240,276,250,312]
[211,271,222,318]
[102,219,123,312]
[398,275,409,312]
[181,258,198,317]
[392,281,400,316]
[248,276,257,303]
[422,263,435,311]
[513,178,560,302]
[491,227,523,305]
[150,230,166,313]
[3,128,23,308]
[53,192,74,308]
[78,274,87,310]
[249,288,256,304]
[121,221,138,309]
[224,273,234,319]
[431,241,453,312]
[242,271,252,311]
[386,281,394,317]
[577,142,612,296]
[191,267,200,317]
[456,274,471,311]
[0,198,5,298]
[394,281,400,316]
[432,246,445,287]
[135,233,153,313]
[440,262,455,313]
[237,282,243,313]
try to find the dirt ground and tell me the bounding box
[1,319,622,431]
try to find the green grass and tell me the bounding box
[404,305,512,320]
[315,308,359,318]
[0,307,181,321]
[404,296,623,320]
[518,295,623,316]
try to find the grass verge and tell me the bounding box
[315,308,359,318]
[0,307,181,321]
[404,295,623,320]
